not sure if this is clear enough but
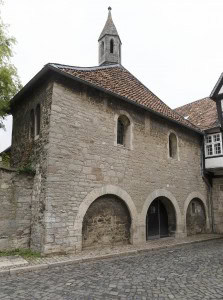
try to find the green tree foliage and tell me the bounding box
[0,2,22,128]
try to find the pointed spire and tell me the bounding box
[98,8,122,65]
[98,7,120,41]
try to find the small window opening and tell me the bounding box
[110,39,114,53]
[35,104,41,136]
[30,109,35,139]
[117,119,125,145]
[169,133,177,159]
[100,41,104,56]
[117,115,130,147]
[192,202,196,214]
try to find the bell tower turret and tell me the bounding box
[98,7,122,66]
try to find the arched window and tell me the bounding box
[30,109,35,139]
[35,104,41,137]
[110,39,114,53]
[117,118,125,145]
[117,115,130,147]
[100,41,104,56]
[169,133,177,158]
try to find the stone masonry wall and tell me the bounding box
[186,199,206,235]
[11,80,54,251]
[212,178,223,233]
[42,77,209,254]
[0,167,33,250]
[82,195,131,249]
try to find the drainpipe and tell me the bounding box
[201,138,214,233]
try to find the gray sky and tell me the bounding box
[0,0,223,152]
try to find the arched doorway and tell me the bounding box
[186,198,206,235]
[82,194,131,249]
[146,197,176,239]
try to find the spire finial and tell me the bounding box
[108,6,112,11]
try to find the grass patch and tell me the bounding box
[0,249,41,258]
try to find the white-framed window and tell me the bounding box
[205,133,223,157]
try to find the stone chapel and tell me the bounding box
[0,8,223,255]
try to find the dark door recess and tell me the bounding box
[147,199,169,239]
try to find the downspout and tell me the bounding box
[201,138,214,233]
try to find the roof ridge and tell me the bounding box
[48,63,122,71]
[174,97,211,111]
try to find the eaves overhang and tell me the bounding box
[210,72,223,101]
[10,64,203,136]
[10,66,51,106]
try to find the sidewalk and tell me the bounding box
[0,233,222,277]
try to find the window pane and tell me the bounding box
[213,134,220,142]
[214,143,222,155]
[206,145,213,156]
[206,136,212,143]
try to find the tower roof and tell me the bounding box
[98,7,121,42]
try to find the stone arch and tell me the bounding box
[139,189,183,242]
[82,195,131,249]
[74,185,138,252]
[184,192,210,235]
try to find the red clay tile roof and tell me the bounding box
[174,97,218,130]
[50,63,201,132]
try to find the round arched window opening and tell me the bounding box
[100,41,105,57]
[169,133,177,159]
[30,109,35,139]
[110,39,114,53]
[117,115,131,147]
[35,104,41,136]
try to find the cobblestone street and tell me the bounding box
[1,239,223,300]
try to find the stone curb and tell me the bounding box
[9,264,49,275]
[1,236,223,277]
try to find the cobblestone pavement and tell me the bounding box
[1,234,221,272]
[1,239,223,300]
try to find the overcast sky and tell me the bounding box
[0,0,223,152]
